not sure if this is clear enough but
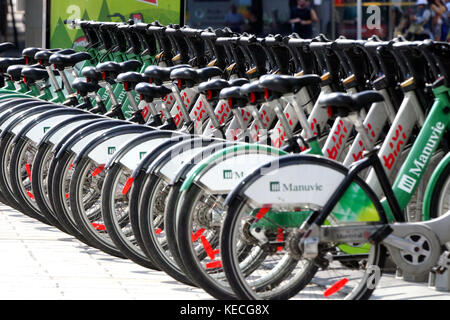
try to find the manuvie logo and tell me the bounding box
[269,181,323,192]
[223,169,244,180]
[107,147,116,155]
[223,170,232,179]
[397,174,416,194]
[270,181,280,192]
[137,0,158,5]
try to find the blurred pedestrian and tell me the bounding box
[406,0,433,40]
[0,0,7,42]
[289,0,317,39]
[429,0,447,40]
[224,5,245,33]
[242,6,263,35]
[445,0,450,40]
[308,0,319,24]
[393,6,409,37]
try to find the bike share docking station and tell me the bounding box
[429,251,450,292]
[395,250,450,292]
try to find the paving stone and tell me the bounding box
[0,203,449,300]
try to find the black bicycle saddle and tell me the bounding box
[81,66,102,81]
[116,71,145,90]
[49,51,92,69]
[21,66,50,82]
[35,49,76,65]
[259,74,321,94]
[7,64,30,81]
[219,86,247,109]
[0,42,15,53]
[0,57,26,73]
[319,90,384,117]
[135,83,172,102]
[144,64,190,84]
[72,78,101,96]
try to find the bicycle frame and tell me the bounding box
[223,81,448,249]
[384,83,450,221]
[300,81,447,226]
[298,83,449,236]
[180,72,403,196]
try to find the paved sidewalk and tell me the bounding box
[0,203,449,300]
[0,203,209,300]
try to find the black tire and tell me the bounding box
[0,99,39,206]
[138,173,195,286]
[428,159,450,219]
[128,168,154,261]
[164,182,191,281]
[31,141,70,233]
[33,116,107,233]
[221,197,319,300]
[221,196,386,300]
[9,136,50,224]
[69,157,125,258]
[220,156,388,300]
[101,163,160,269]
[176,184,236,299]
[50,151,94,246]
[0,131,23,211]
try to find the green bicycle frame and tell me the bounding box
[97,48,154,115]
[381,83,450,221]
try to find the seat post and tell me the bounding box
[102,81,119,107]
[44,66,61,92]
[171,83,193,124]
[231,107,249,140]
[348,112,374,153]
[204,99,221,129]
[126,91,139,111]
[273,99,294,140]
[289,95,314,139]
[66,67,78,80]
[57,69,74,95]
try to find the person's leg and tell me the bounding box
[0,0,7,42]
[440,22,448,41]
[434,22,442,40]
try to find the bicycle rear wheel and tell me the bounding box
[101,163,160,269]
[32,141,69,232]
[138,173,195,286]
[221,199,386,300]
[220,155,387,300]
[69,157,125,258]
[428,158,450,218]
[9,136,50,224]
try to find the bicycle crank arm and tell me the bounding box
[382,222,443,276]
[302,222,444,276]
[299,223,383,259]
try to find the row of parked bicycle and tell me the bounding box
[0,19,449,300]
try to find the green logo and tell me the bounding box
[270,181,280,192]
[107,146,116,155]
[223,169,245,180]
[223,170,232,179]
[139,151,147,159]
[269,181,323,192]
[43,126,50,133]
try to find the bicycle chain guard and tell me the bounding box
[384,223,441,276]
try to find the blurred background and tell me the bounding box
[188,0,449,42]
[0,0,448,53]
